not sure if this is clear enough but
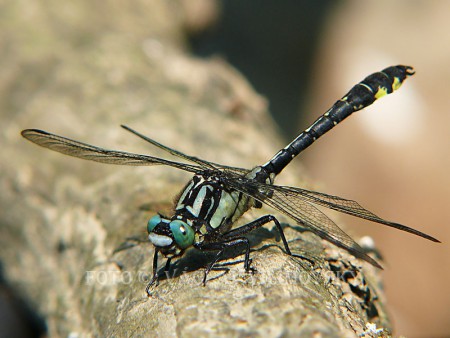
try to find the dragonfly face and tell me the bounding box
[147,214,194,258]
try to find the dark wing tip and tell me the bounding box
[420,229,441,243]
[374,260,384,270]
[21,128,43,136]
[422,233,441,243]
[390,221,440,243]
[355,250,383,269]
[121,125,139,137]
[21,129,53,142]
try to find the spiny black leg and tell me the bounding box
[163,257,172,279]
[145,249,159,297]
[145,253,172,296]
[222,216,317,267]
[202,248,225,286]
[194,237,253,285]
[223,215,292,255]
[164,257,172,272]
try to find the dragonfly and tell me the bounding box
[21,65,439,296]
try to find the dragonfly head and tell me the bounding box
[147,214,195,258]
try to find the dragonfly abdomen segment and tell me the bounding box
[263,65,415,176]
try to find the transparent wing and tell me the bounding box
[21,129,205,174]
[269,185,439,242]
[121,125,249,175]
[224,176,439,268]
[225,177,382,268]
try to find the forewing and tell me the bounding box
[271,185,439,242]
[21,129,204,174]
[121,125,249,175]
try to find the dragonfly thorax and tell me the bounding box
[147,172,254,257]
[174,173,251,234]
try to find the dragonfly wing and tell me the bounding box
[271,185,439,242]
[225,177,382,268]
[21,129,204,174]
[121,125,249,175]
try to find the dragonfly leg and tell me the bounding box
[195,237,253,286]
[145,249,172,297]
[223,215,292,255]
[224,216,317,268]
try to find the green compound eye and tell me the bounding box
[147,215,162,233]
[169,220,194,249]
